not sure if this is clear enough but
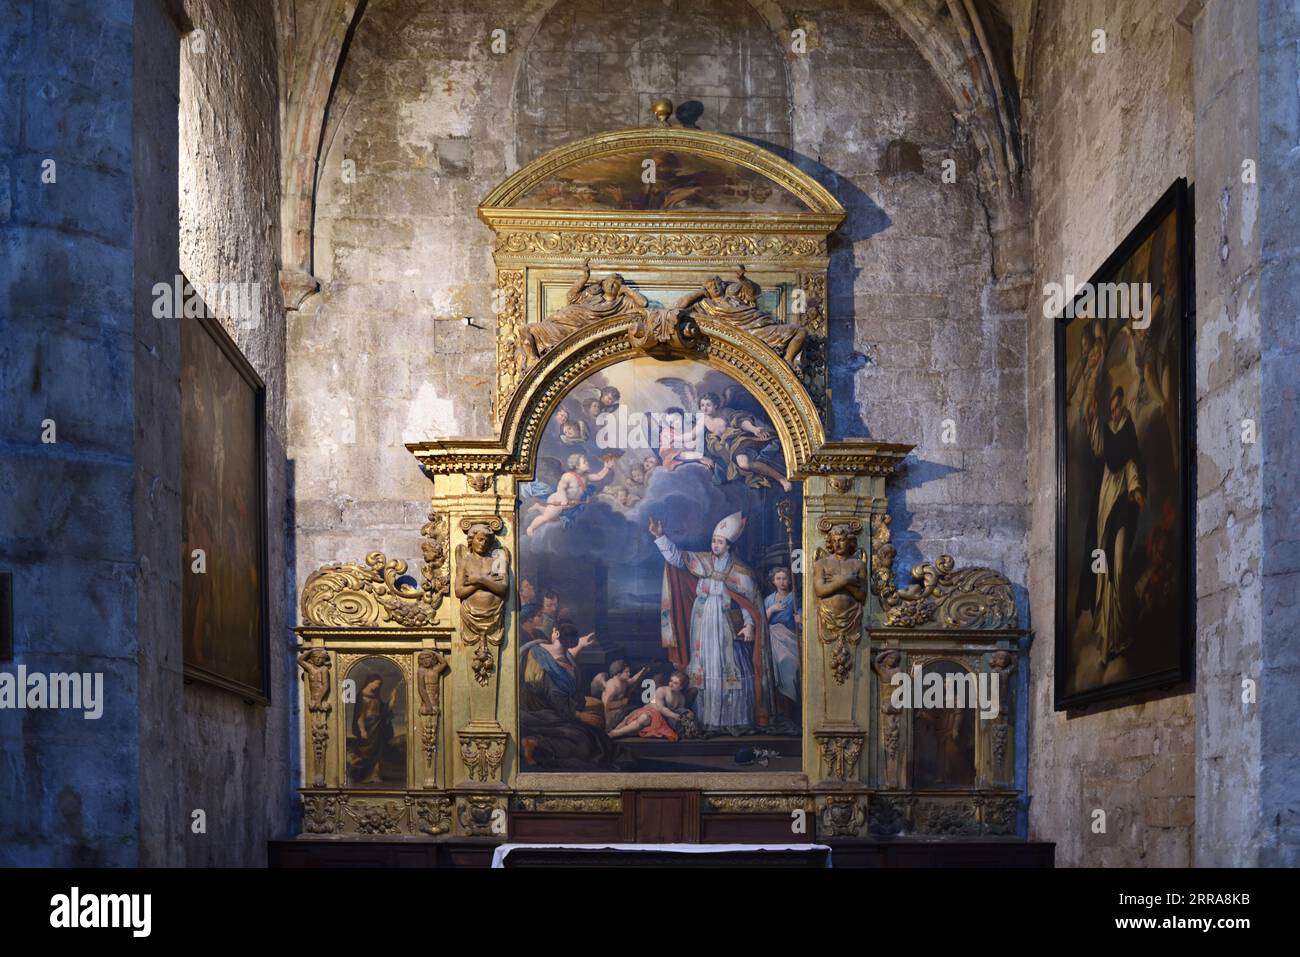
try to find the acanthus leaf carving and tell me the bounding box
[870,513,1017,629]
[300,512,450,628]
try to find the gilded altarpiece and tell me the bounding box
[294,122,1027,842]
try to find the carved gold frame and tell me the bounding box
[294,126,1026,840]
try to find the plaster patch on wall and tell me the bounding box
[403,381,458,443]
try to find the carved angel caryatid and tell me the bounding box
[520,258,649,368]
[454,518,510,685]
[416,650,450,780]
[872,650,904,785]
[296,649,332,788]
[813,519,869,684]
[988,650,1017,767]
[674,265,807,364]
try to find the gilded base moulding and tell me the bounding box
[292,121,1030,843]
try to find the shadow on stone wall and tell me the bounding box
[741,138,888,440]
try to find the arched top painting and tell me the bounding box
[517,356,803,774]
[479,127,844,217]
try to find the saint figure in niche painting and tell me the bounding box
[348,671,400,785]
[649,511,776,735]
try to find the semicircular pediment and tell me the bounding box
[480,128,844,218]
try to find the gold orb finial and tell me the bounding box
[652,98,673,124]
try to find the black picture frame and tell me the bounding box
[1054,178,1195,711]
[181,309,270,703]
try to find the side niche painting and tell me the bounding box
[1055,179,1194,709]
[345,657,407,788]
[517,356,803,773]
[181,312,268,701]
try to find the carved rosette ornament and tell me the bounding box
[413,796,454,836]
[869,513,1017,629]
[867,796,906,837]
[627,306,702,351]
[815,732,865,782]
[458,796,505,837]
[818,795,867,838]
[454,517,510,686]
[300,513,450,628]
[302,795,339,834]
[459,727,507,784]
[914,800,979,836]
[340,797,406,835]
[980,796,1018,836]
[296,649,332,787]
[813,518,868,683]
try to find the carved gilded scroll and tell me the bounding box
[300,511,450,628]
[869,513,1017,629]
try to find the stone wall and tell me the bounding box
[1025,0,1197,866]
[290,0,1030,650]
[1192,0,1299,867]
[515,0,792,162]
[0,0,142,867]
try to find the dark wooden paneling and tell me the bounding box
[700,813,800,844]
[622,789,700,842]
[511,812,622,843]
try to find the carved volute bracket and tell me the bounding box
[300,511,451,628]
[869,513,1017,629]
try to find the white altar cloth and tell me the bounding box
[491,842,832,868]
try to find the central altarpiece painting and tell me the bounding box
[294,120,1026,843]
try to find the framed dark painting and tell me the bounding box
[181,312,269,702]
[1054,178,1195,710]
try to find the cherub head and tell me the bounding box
[600,387,620,408]
[610,659,632,680]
